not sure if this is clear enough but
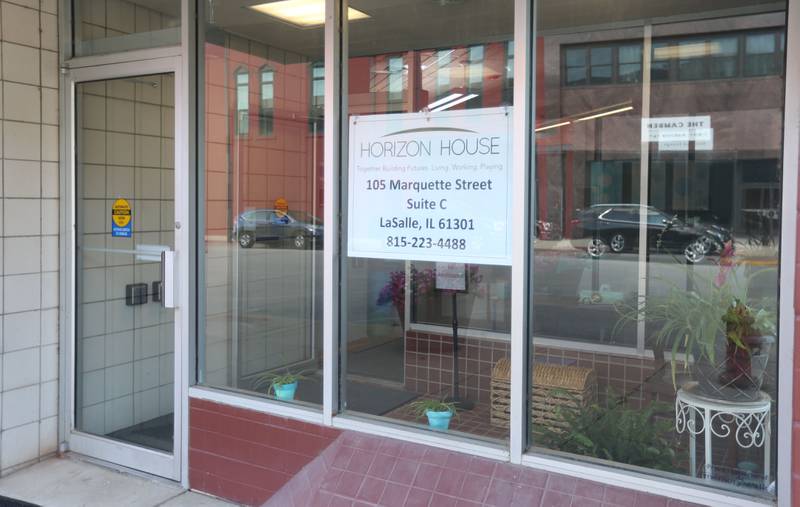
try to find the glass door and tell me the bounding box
[69,66,182,480]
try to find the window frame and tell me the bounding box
[184,0,800,505]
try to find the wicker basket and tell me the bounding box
[490,358,597,431]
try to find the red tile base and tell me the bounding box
[189,398,340,505]
[190,397,699,507]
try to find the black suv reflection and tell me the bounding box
[233,209,322,249]
[569,204,731,263]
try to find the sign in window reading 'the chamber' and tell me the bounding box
[347,107,513,266]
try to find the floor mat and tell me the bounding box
[295,375,418,415]
[107,414,173,452]
[346,338,405,383]
[0,496,38,507]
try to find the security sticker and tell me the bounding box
[111,198,132,237]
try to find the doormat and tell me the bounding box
[0,496,38,507]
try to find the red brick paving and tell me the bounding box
[263,430,700,507]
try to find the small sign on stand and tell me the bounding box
[435,263,474,410]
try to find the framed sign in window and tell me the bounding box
[347,107,513,266]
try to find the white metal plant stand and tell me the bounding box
[675,382,771,487]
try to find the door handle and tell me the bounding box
[160,250,177,308]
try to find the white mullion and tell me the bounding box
[777,0,799,505]
[322,0,343,426]
[509,0,533,464]
[636,24,653,355]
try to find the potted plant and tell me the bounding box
[408,398,458,431]
[719,299,775,390]
[537,390,680,472]
[615,241,776,399]
[253,371,305,401]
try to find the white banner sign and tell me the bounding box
[347,107,512,265]
[642,116,712,144]
[435,263,467,291]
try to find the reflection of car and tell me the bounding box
[569,204,731,263]
[233,209,323,249]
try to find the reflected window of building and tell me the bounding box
[387,55,406,110]
[467,45,485,107]
[236,69,249,136]
[504,41,514,103]
[260,66,275,136]
[745,32,780,76]
[590,46,613,84]
[436,49,452,98]
[311,63,325,132]
[618,44,643,83]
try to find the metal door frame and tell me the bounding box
[61,55,187,481]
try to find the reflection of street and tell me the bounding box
[532,243,778,347]
[204,240,323,383]
[534,238,778,265]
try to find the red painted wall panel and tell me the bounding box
[189,398,341,505]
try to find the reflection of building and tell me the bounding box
[214,14,785,245]
[540,13,785,240]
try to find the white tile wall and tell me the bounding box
[0,0,63,473]
[0,0,178,473]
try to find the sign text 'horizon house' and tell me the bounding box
[347,107,513,266]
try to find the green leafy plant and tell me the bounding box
[407,398,458,418]
[614,241,776,386]
[252,370,305,394]
[537,390,679,472]
[722,299,775,349]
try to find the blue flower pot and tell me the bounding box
[273,381,298,401]
[426,409,453,431]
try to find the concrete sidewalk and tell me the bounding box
[0,455,237,507]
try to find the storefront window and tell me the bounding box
[341,0,513,442]
[198,3,324,406]
[529,1,785,499]
[72,0,181,57]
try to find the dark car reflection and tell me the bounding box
[233,209,323,249]
[569,204,731,263]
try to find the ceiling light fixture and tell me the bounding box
[573,106,634,123]
[426,93,462,110]
[431,93,478,112]
[535,120,571,132]
[250,0,369,28]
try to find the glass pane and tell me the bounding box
[566,48,587,67]
[531,1,786,500]
[678,40,706,80]
[591,46,612,65]
[198,3,324,406]
[651,42,672,81]
[619,44,642,64]
[566,67,587,86]
[745,34,779,76]
[590,64,612,84]
[618,63,642,83]
[710,56,738,79]
[72,0,181,57]
[75,73,175,452]
[343,0,514,443]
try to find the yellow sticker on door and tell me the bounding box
[111,198,132,237]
